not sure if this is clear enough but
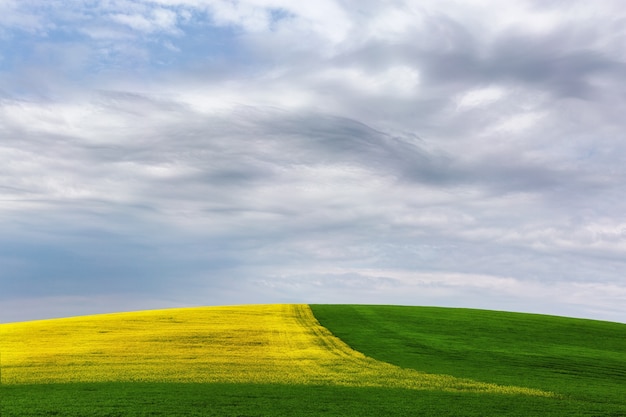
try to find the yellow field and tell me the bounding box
[0,304,551,395]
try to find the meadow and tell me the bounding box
[1,304,625,416]
[311,305,626,415]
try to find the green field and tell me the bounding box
[1,305,625,416]
[311,305,626,415]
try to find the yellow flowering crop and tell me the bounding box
[0,304,551,396]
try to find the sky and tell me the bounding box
[1,0,626,323]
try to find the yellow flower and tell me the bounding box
[0,304,552,396]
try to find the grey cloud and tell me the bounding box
[485,36,622,99]
[327,11,625,107]
[3,1,626,322]
[1,92,613,238]
[2,90,625,321]
[413,24,621,101]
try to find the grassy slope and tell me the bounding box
[311,304,626,414]
[2,304,625,416]
[0,382,594,417]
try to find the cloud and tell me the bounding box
[1,1,626,322]
[110,8,179,34]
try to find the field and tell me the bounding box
[1,304,625,416]
[311,305,626,415]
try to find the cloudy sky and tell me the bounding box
[1,0,626,323]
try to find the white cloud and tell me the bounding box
[110,9,179,34]
[317,65,420,97]
[455,86,505,109]
[2,0,626,322]
[0,0,48,34]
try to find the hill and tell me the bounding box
[311,305,626,415]
[2,304,625,416]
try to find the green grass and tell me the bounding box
[0,382,616,417]
[310,305,626,415]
